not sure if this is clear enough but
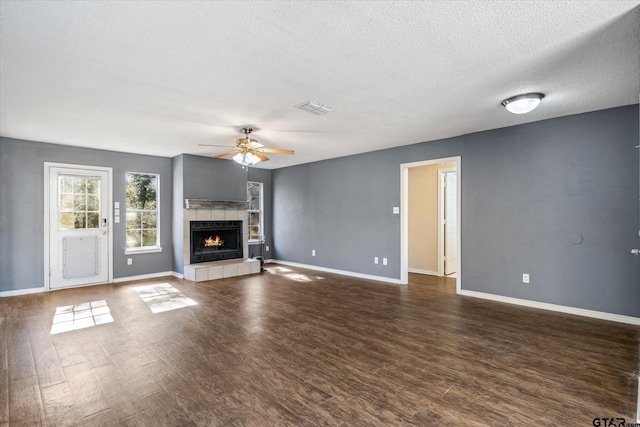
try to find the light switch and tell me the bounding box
[114,209,120,216]
[392,207,400,214]
[114,202,120,208]
[114,216,120,223]
[383,258,388,265]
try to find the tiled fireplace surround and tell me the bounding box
[182,199,260,282]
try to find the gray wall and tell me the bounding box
[171,154,184,274]
[182,154,247,201]
[0,138,173,292]
[272,105,640,317]
[171,154,273,273]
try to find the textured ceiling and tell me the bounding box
[1,1,638,169]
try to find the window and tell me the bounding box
[58,175,101,229]
[126,172,160,252]
[247,181,263,242]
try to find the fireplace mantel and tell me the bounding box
[184,199,247,210]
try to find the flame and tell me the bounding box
[204,235,224,247]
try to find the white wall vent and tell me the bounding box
[295,101,336,115]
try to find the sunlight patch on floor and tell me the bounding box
[50,300,114,335]
[270,266,292,273]
[265,266,325,282]
[284,273,312,282]
[134,283,197,314]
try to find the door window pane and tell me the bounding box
[73,213,86,229]
[60,194,73,212]
[60,212,73,229]
[87,195,99,211]
[59,176,100,230]
[73,178,86,193]
[87,212,100,229]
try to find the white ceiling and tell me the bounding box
[1,1,638,169]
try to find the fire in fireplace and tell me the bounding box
[204,235,224,247]
[190,220,242,263]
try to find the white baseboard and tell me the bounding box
[270,260,404,285]
[408,268,439,276]
[1,271,185,297]
[458,289,640,326]
[0,286,46,297]
[112,271,179,283]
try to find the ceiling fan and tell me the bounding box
[199,127,295,166]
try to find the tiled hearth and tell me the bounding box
[182,199,260,282]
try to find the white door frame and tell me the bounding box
[438,167,457,277]
[401,156,461,293]
[44,162,114,291]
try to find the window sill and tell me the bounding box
[125,247,163,255]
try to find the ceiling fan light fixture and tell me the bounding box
[233,151,261,166]
[501,93,545,114]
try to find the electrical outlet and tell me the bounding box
[522,273,530,284]
[312,250,316,256]
[265,245,270,252]
[383,258,388,266]
[127,258,132,266]
[374,257,379,264]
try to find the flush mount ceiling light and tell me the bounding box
[295,100,336,115]
[501,93,545,114]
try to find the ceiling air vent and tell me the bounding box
[295,100,336,115]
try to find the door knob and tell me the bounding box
[631,249,640,256]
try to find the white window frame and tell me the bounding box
[125,172,162,254]
[247,181,264,243]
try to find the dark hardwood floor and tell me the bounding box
[1,264,638,426]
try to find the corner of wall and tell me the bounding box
[172,155,185,274]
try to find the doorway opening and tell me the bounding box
[401,157,461,293]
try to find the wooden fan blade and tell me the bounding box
[198,143,237,148]
[253,151,270,162]
[261,148,295,155]
[214,149,241,158]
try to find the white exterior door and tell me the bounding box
[46,164,111,290]
[443,170,457,275]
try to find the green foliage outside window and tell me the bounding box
[126,173,159,249]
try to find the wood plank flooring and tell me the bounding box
[1,264,638,426]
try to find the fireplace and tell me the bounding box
[190,220,243,264]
